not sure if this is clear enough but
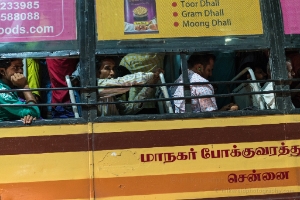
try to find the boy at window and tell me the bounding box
[0,58,40,124]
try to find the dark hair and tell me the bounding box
[243,61,264,71]
[0,58,17,68]
[0,58,20,78]
[240,61,264,80]
[187,54,216,69]
[95,56,116,79]
[96,57,115,71]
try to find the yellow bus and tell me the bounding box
[1,0,300,199]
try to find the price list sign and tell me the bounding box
[0,0,76,42]
[281,0,300,34]
[96,0,263,41]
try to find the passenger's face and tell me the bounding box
[254,67,267,80]
[286,61,295,79]
[202,59,214,79]
[98,60,115,79]
[0,59,23,81]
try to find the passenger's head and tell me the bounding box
[0,58,23,81]
[188,54,216,79]
[97,57,115,79]
[286,58,295,79]
[244,62,267,80]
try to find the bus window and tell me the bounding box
[171,53,238,113]
[0,57,83,123]
[45,58,80,118]
[286,50,300,108]
[24,58,49,118]
[0,58,40,123]
[232,51,275,110]
[96,53,165,116]
[170,51,277,114]
[95,50,282,118]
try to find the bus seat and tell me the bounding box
[231,67,266,110]
[65,75,80,118]
[157,73,174,114]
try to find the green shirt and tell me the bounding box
[0,80,40,121]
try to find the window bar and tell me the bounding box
[181,53,192,113]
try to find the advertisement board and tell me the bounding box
[96,0,263,41]
[281,0,300,34]
[0,0,77,43]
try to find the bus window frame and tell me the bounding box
[0,0,298,126]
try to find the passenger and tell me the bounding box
[26,58,41,102]
[119,53,165,114]
[0,58,40,124]
[248,63,267,81]
[235,62,268,109]
[260,61,277,109]
[286,58,295,81]
[171,54,238,113]
[260,59,294,109]
[285,58,300,107]
[239,61,267,82]
[46,58,79,118]
[237,51,269,76]
[97,57,163,116]
[286,53,300,107]
[39,59,53,119]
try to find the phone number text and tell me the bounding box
[0,1,39,10]
[1,12,40,21]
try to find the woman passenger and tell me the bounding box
[0,58,40,124]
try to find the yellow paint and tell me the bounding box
[93,114,300,133]
[0,152,90,184]
[2,114,300,137]
[96,0,263,40]
[99,186,300,200]
[88,122,93,134]
[94,139,300,178]
[87,122,95,198]
[60,199,90,200]
[0,124,87,138]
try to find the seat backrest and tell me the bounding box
[158,73,174,114]
[231,67,266,110]
[232,83,253,109]
[65,75,80,118]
